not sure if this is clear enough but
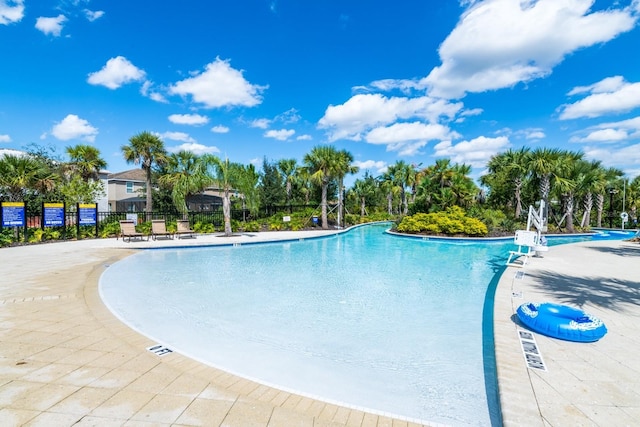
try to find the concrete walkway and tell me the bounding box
[494,238,640,426]
[1,230,639,426]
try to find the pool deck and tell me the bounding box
[1,230,639,426]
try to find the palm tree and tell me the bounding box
[302,145,340,229]
[528,147,563,225]
[277,158,298,206]
[351,172,377,217]
[595,167,624,227]
[577,160,604,228]
[0,154,57,201]
[483,148,531,218]
[65,144,107,182]
[335,150,359,228]
[121,131,168,214]
[203,155,243,236]
[385,160,413,215]
[158,151,210,216]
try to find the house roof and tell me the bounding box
[108,169,146,182]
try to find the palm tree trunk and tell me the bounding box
[387,192,393,215]
[581,192,593,228]
[596,193,604,227]
[337,178,343,228]
[514,178,522,218]
[565,194,575,233]
[223,189,232,236]
[145,166,153,217]
[321,181,328,229]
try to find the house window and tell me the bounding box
[126,182,134,193]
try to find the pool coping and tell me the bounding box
[2,226,638,426]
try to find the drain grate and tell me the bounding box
[147,344,173,357]
[517,330,546,371]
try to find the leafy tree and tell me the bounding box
[302,145,340,229]
[203,155,244,236]
[350,172,378,217]
[335,149,359,227]
[277,158,298,206]
[65,144,107,182]
[0,154,58,202]
[259,158,285,207]
[121,131,168,213]
[158,151,210,216]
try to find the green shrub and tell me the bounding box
[395,208,488,237]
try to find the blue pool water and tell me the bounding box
[98,225,635,426]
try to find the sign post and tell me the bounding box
[77,203,98,239]
[1,201,27,242]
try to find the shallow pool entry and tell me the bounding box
[99,224,518,425]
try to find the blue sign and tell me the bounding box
[78,204,97,225]
[1,202,25,227]
[44,203,65,226]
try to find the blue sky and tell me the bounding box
[2,0,640,185]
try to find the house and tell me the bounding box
[107,168,225,212]
[107,169,147,212]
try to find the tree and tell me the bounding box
[121,131,168,214]
[335,150,359,228]
[302,145,340,229]
[65,144,107,182]
[158,151,210,216]
[0,154,58,202]
[259,158,285,208]
[483,148,530,218]
[350,172,378,217]
[203,155,243,236]
[277,158,298,206]
[385,161,414,215]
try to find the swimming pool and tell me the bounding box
[101,225,629,425]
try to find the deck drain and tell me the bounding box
[147,344,173,357]
[517,330,546,371]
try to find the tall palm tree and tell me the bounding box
[277,158,298,206]
[595,167,624,227]
[528,147,563,225]
[158,151,210,216]
[65,144,107,182]
[335,149,359,228]
[302,145,340,229]
[484,148,531,218]
[121,131,168,214]
[385,160,413,215]
[350,172,377,217]
[203,155,243,236]
[0,154,57,201]
[578,160,604,228]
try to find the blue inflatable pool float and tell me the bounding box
[516,302,607,342]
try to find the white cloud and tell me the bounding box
[0,134,11,142]
[140,81,167,103]
[364,121,460,155]
[0,0,24,24]
[169,57,266,108]
[84,9,104,22]
[51,114,98,142]
[167,142,220,155]
[274,108,301,124]
[88,56,146,89]
[577,128,629,143]
[433,135,510,167]
[584,143,640,174]
[424,0,637,98]
[168,114,209,125]
[211,125,230,133]
[157,131,196,144]
[559,78,640,119]
[353,159,387,174]
[318,93,462,141]
[0,148,24,157]
[35,15,67,36]
[250,118,271,129]
[264,129,295,141]
[296,134,312,141]
[570,116,640,143]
